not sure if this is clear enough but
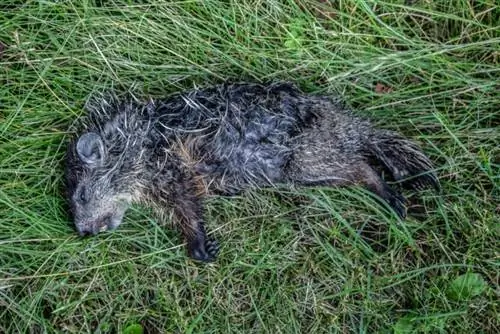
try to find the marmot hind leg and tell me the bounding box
[287,159,407,218]
[367,130,440,191]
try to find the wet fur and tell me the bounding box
[65,82,439,262]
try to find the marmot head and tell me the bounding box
[65,132,134,236]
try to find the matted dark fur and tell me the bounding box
[65,82,439,262]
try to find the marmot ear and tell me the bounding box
[76,132,106,166]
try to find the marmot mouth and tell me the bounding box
[77,215,113,236]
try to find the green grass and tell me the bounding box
[0,0,498,332]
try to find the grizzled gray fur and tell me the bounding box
[65,82,439,262]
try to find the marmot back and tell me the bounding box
[65,82,439,262]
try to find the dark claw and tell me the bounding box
[429,175,441,192]
[388,193,407,218]
[384,186,407,219]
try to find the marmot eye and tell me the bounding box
[78,187,88,203]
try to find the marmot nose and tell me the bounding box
[77,226,99,236]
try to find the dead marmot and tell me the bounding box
[65,82,439,262]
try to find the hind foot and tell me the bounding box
[188,236,219,263]
[405,173,441,192]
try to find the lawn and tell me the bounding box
[0,0,498,333]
